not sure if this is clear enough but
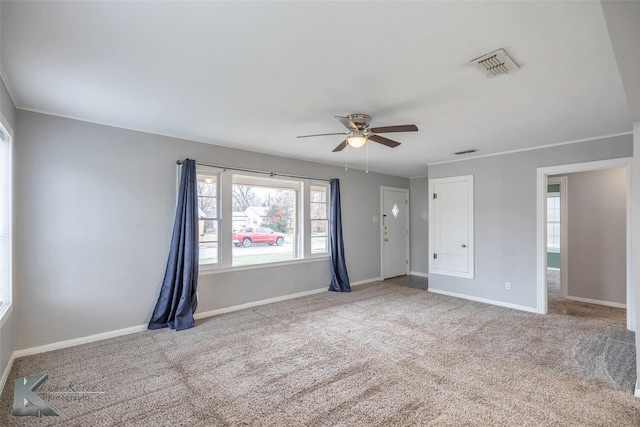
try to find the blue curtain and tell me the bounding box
[148,159,199,331]
[328,179,351,292]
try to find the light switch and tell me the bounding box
[373,216,378,223]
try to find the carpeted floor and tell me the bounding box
[1,277,638,426]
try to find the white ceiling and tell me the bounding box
[0,1,633,178]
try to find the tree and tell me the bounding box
[197,182,216,217]
[262,203,290,233]
[232,185,259,212]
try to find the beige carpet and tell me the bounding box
[1,279,638,426]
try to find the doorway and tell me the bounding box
[536,158,633,330]
[381,187,409,279]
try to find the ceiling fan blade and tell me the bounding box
[332,140,348,152]
[369,134,401,148]
[297,132,348,138]
[334,115,358,130]
[370,124,418,133]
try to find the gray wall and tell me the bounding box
[0,76,16,383]
[566,168,627,304]
[409,176,429,275]
[13,110,408,350]
[426,134,632,310]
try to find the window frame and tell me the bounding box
[309,183,330,255]
[0,116,13,323]
[546,191,560,253]
[195,165,330,274]
[196,166,222,269]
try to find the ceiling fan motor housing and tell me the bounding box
[348,113,371,130]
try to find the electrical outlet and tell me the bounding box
[505,282,511,291]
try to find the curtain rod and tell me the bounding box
[176,159,331,182]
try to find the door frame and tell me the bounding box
[380,186,410,279]
[536,158,633,330]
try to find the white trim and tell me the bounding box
[0,303,12,328]
[194,287,329,320]
[536,158,634,330]
[428,288,538,314]
[194,278,383,320]
[198,256,330,276]
[0,65,19,109]
[565,295,626,309]
[410,271,429,278]
[636,379,640,398]
[0,352,16,396]
[13,324,148,359]
[380,186,410,280]
[0,115,12,323]
[352,277,382,286]
[427,131,632,166]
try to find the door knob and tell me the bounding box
[461,244,467,248]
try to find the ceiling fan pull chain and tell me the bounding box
[365,140,369,173]
[345,144,349,171]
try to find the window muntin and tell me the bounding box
[310,185,329,254]
[197,170,219,265]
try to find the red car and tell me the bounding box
[232,227,285,248]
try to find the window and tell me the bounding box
[195,165,330,271]
[232,175,299,267]
[0,121,11,316]
[310,185,329,254]
[197,168,219,266]
[547,192,560,252]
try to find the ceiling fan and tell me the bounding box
[297,113,418,152]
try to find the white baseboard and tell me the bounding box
[195,286,328,320]
[0,352,16,396]
[428,288,539,314]
[565,295,626,309]
[13,324,148,359]
[636,379,640,398]
[352,277,382,286]
[410,271,429,278]
[10,279,381,367]
[196,278,383,320]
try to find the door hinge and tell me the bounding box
[433,253,438,259]
[433,193,438,199]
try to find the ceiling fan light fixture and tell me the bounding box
[347,132,367,148]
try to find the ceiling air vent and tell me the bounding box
[470,48,519,77]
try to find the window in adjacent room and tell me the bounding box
[547,190,560,253]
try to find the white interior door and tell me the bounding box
[381,187,409,279]
[429,175,474,278]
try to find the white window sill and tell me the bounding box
[198,255,330,276]
[0,303,12,328]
